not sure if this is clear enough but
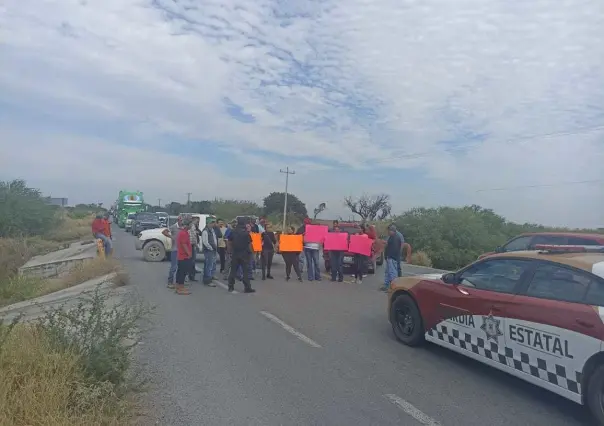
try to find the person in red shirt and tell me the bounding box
[102,214,112,240]
[92,214,112,256]
[175,215,193,295]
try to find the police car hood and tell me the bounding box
[391,273,444,290]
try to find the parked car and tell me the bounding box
[479,232,604,259]
[134,213,216,262]
[156,211,169,227]
[323,222,384,274]
[388,244,604,423]
[131,212,161,235]
[125,213,136,232]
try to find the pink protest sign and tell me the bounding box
[348,234,373,256]
[323,232,348,251]
[304,224,328,243]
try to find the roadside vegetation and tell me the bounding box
[147,191,601,271]
[1,180,144,425]
[0,288,149,425]
[0,180,117,307]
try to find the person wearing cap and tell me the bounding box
[227,217,256,293]
[92,213,112,256]
[381,224,403,292]
[162,215,183,289]
[201,217,218,286]
[175,214,193,295]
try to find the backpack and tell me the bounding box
[232,228,251,253]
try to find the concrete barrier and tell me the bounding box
[0,273,127,322]
[18,240,98,279]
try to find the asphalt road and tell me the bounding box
[113,228,593,426]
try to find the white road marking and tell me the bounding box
[384,394,441,426]
[214,280,238,294]
[259,311,322,348]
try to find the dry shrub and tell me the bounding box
[0,325,128,426]
[45,216,93,243]
[51,258,128,290]
[0,258,128,308]
[0,234,81,282]
[410,251,433,267]
[0,275,45,307]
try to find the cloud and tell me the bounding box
[0,0,603,227]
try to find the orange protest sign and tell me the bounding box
[278,234,303,252]
[251,232,262,252]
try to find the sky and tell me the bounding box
[0,0,603,228]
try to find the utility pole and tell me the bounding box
[186,193,191,210]
[279,167,295,230]
[158,198,161,209]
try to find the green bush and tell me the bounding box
[0,180,60,238]
[394,205,601,271]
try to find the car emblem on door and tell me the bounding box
[480,312,503,342]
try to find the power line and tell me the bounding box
[475,179,603,193]
[279,167,296,230]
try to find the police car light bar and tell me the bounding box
[535,244,604,253]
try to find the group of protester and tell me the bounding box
[161,214,405,295]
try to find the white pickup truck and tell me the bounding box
[134,213,216,262]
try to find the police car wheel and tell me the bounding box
[390,294,424,347]
[586,364,604,424]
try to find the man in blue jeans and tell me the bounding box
[163,215,183,289]
[382,224,402,292]
[200,217,218,286]
[329,224,344,282]
[91,214,112,255]
[297,217,321,281]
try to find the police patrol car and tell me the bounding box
[388,245,604,423]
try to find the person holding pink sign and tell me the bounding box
[349,225,371,284]
[326,225,347,282]
[296,218,325,281]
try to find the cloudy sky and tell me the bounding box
[1,0,603,227]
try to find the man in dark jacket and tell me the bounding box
[227,218,256,293]
[381,224,402,292]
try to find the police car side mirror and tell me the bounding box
[442,273,457,284]
[495,246,504,253]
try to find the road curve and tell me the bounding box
[113,228,592,426]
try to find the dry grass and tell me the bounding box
[409,251,433,267]
[0,258,128,308]
[0,325,129,426]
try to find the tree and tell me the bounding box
[190,200,213,214]
[263,192,307,219]
[343,194,391,222]
[313,203,326,219]
[166,202,184,215]
[0,179,60,237]
[211,199,262,220]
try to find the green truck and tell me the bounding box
[116,190,145,228]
